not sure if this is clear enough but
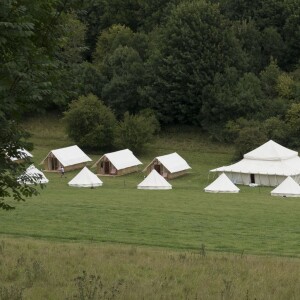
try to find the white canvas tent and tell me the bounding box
[19,165,49,185]
[41,145,92,171]
[138,169,172,190]
[204,173,240,193]
[68,167,103,188]
[93,149,142,176]
[144,152,191,179]
[210,140,300,186]
[10,148,33,162]
[271,176,300,197]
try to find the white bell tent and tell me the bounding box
[271,176,300,197]
[68,167,103,188]
[137,169,172,190]
[19,165,49,185]
[204,173,239,193]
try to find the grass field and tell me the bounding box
[1,115,300,299]
[0,114,299,258]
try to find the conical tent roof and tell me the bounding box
[68,167,103,188]
[137,169,172,190]
[19,165,49,184]
[204,173,239,193]
[244,140,297,161]
[271,176,300,197]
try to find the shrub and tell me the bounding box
[114,110,159,154]
[63,94,117,150]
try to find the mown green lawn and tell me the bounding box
[1,115,299,257]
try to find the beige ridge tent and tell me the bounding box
[210,140,300,186]
[143,152,191,179]
[93,149,142,176]
[10,148,33,163]
[41,145,92,172]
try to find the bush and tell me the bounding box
[63,94,117,150]
[114,110,159,154]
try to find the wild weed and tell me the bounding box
[0,285,24,300]
[70,270,124,300]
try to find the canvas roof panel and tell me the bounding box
[211,155,300,176]
[244,140,297,161]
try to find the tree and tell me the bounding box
[285,103,300,146]
[0,117,40,210]
[143,0,236,125]
[114,111,159,154]
[93,25,148,117]
[0,0,66,210]
[100,46,145,117]
[63,94,117,150]
[49,12,89,110]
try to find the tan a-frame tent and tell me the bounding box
[143,152,191,179]
[41,145,92,172]
[93,149,142,176]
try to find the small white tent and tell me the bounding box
[210,140,300,186]
[144,152,191,179]
[137,169,172,190]
[19,165,49,184]
[204,173,240,193]
[271,176,300,197]
[68,167,103,188]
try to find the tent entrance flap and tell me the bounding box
[48,156,59,170]
[104,161,110,174]
[250,174,255,184]
[154,164,161,174]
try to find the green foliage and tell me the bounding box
[263,117,288,144]
[0,0,64,114]
[0,116,40,210]
[285,103,300,146]
[93,25,148,116]
[143,0,241,125]
[260,59,281,98]
[114,111,159,153]
[101,46,146,117]
[63,94,117,150]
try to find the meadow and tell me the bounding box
[0,115,299,299]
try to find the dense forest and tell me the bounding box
[1,0,300,151]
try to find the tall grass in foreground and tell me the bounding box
[0,238,299,300]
